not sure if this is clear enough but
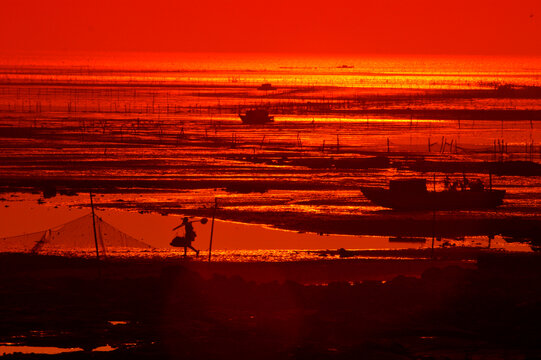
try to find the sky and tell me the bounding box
[0,0,540,55]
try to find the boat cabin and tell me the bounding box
[239,109,274,124]
[257,83,275,90]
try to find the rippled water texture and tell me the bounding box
[0,52,539,254]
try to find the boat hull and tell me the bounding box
[361,187,505,210]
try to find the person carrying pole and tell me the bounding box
[171,217,200,257]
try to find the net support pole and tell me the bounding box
[431,209,436,259]
[208,198,218,263]
[432,174,436,259]
[89,192,100,261]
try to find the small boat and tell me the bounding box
[239,109,274,125]
[361,178,505,210]
[257,83,276,90]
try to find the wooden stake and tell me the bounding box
[208,198,218,263]
[89,192,100,262]
[431,210,436,259]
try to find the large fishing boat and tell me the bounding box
[361,178,505,210]
[239,109,274,124]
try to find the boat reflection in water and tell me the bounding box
[361,178,505,210]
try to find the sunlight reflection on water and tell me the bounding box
[0,344,83,355]
[0,198,534,259]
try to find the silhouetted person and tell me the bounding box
[171,217,199,257]
[461,174,469,191]
[470,179,485,192]
[444,176,451,190]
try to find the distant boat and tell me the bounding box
[257,83,276,90]
[361,178,505,210]
[239,109,274,125]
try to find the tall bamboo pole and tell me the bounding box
[208,198,218,263]
[89,192,100,261]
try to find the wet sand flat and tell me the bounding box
[1,109,539,243]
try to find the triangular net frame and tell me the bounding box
[0,213,152,255]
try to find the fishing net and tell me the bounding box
[0,213,152,255]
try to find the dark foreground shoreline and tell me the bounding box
[1,253,540,359]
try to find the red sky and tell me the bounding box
[1,0,540,55]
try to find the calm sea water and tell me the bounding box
[1,51,540,89]
[0,52,539,255]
